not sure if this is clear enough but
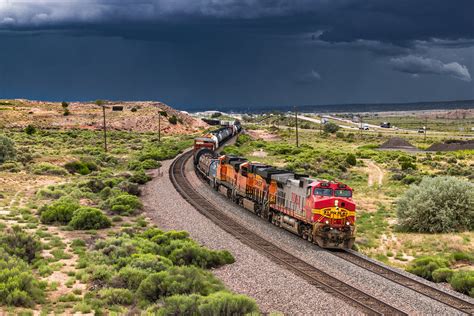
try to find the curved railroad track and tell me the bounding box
[170,150,407,316]
[334,251,474,315]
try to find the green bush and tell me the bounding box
[117,181,140,196]
[64,160,98,175]
[397,176,474,233]
[0,162,22,172]
[197,291,258,315]
[137,266,225,302]
[69,207,111,230]
[40,196,80,225]
[449,270,474,297]
[346,153,357,166]
[31,162,68,176]
[323,122,340,134]
[169,245,235,268]
[129,169,151,184]
[406,256,449,281]
[129,253,173,272]
[432,268,454,283]
[98,288,134,305]
[24,125,37,135]
[0,251,45,307]
[168,115,178,125]
[0,226,42,263]
[116,266,149,290]
[157,291,258,316]
[105,193,142,215]
[0,135,16,164]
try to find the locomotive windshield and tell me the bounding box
[335,189,352,197]
[314,188,333,196]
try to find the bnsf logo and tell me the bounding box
[323,209,347,218]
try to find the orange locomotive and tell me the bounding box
[196,151,356,249]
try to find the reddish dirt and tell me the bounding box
[0,99,207,134]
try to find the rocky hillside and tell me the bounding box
[0,99,207,134]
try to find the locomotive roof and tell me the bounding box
[256,167,292,180]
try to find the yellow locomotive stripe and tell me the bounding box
[312,207,355,220]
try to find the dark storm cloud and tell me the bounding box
[1,0,473,46]
[389,55,471,82]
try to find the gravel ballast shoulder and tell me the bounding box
[142,159,361,315]
[185,159,472,315]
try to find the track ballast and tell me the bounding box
[170,150,407,316]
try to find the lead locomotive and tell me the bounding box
[193,137,356,249]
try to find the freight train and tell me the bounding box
[193,138,356,249]
[193,120,242,160]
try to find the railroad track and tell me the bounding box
[170,150,407,315]
[334,251,474,315]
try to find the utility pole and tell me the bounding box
[96,100,107,152]
[424,117,427,142]
[158,110,161,143]
[294,106,299,147]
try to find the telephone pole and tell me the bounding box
[294,106,299,147]
[158,109,161,143]
[96,100,107,152]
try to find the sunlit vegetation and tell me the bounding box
[0,127,257,313]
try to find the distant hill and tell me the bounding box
[0,99,207,134]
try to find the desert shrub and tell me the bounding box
[24,125,37,135]
[197,291,258,315]
[31,162,68,176]
[129,169,151,184]
[323,122,340,134]
[40,196,80,225]
[106,194,142,215]
[400,161,417,170]
[432,268,454,283]
[168,115,178,125]
[0,162,22,172]
[80,178,105,193]
[141,159,161,170]
[116,266,149,290]
[169,244,235,268]
[137,266,225,302]
[0,135,16,164]
[346,153,357,166]
[88,264,114,283]
[0,251,45,307]
[64,160,98,175]
[450,252,474,263]
[158,291,258,316]
[0,226,42,263]
[406,256,449,281]
[129,253,173,272]
[401,174,420,185]
[98,288,134,305]
[449,270,474,297]
[69,207,111,230]
[397,176,474,233]
[116,266,150,290]
[117,181,140,196]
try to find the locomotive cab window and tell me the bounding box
[314,188,333,196]
[335,189,352,198]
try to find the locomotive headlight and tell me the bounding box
[346,221,350,226]
[334,200,339,207]
[325,220,329,224]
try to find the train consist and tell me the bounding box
[193,120,242,156]
[193,136,356,249]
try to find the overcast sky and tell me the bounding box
[0,0,473,109]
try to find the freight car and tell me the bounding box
[193,121,242,163]
[194,149,356,249]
